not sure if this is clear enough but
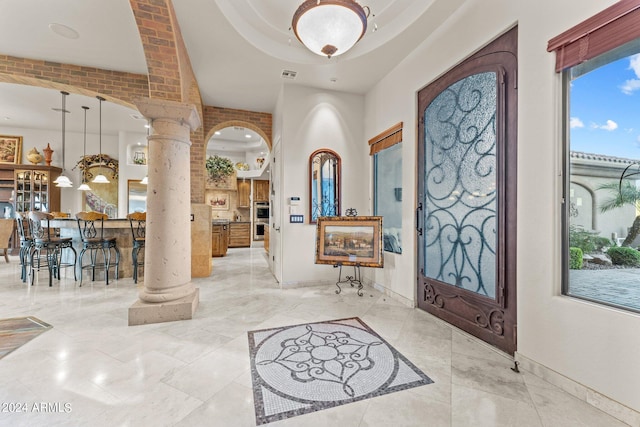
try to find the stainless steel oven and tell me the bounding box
[254,202,269,220]
[254,202,269,240]
[254,222,266,241]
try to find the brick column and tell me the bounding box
[128,97,201,326]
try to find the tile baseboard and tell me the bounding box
[515,352,640,426]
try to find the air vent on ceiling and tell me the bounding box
[281,69,297,79]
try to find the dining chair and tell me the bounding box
[15,212,32,282]
[0,218,14,263]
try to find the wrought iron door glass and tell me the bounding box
[423,72,497,298]
[310,150,341,222]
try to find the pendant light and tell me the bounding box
[92,96,110,184]
[292,0,369,58]
[77,106,92,191]
[140,120,150,185]
[53,91,73,187]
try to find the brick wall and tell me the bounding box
[203,106,273,148]
[0,55,148,108]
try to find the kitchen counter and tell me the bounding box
[47,218,136,279]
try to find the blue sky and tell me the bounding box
[570,53,640,159]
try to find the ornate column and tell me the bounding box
[128,97,201,326]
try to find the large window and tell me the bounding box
[562,39,640,313]
[370,123,403,254]
[373,143,402,253]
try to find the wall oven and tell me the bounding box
[254,222,266,241]
[255,202,269,220]
[254,202,269,240]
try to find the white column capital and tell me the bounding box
[134,97,201,131]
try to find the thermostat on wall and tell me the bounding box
[290,196,301,205]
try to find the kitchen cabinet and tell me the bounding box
[237,180,250,208]
[253,179,270,202]
[264,225,269,254]
[229,222,251,248]
[212,222,229,257]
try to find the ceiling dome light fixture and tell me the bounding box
[292,0,369,58]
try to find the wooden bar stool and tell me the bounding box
[27,211,77,287]
[76,212,120,286]
[127,212,146,284]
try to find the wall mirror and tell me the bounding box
[128,179,147,213]
[309,149,341,223]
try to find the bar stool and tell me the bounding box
[127,212,146,284]
[27,211,77,287]
[76,212,120,286]
[15,213,32,282]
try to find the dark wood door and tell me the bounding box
[416,28,518,354]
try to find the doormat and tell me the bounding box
[0,317,52,360]
[248,317,432,425]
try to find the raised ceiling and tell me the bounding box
[0,0,464,134]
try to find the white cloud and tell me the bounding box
[630,54,640,78]
[621,55,640,94]
[601,120,618,131]
[621,79,640,95]
[570,117,584,128]
[591,120,618,131]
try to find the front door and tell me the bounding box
[416,28,518,354]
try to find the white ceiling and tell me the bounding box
[0,0,462,136]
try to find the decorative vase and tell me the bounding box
[43,143,54,166]
[26,147,43,165]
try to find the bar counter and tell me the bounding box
[49,218,139,280]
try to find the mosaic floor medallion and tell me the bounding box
[248,317,433,425]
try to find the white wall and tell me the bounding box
[277,85,367,286]
[118,131,148,218]
[0,124,144,217]
[362,0,640,414]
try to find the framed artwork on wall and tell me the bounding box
[208,191,230,211]
[0,135,22,164]
[315,216,384,268]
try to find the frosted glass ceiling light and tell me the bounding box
[77,106,92,192]
[92,96,110,184]
[292,0,368,58]
[53,91,73,188]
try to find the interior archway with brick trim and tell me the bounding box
[205,120,272,150]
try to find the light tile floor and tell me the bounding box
[0,248,631,426]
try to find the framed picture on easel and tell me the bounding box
[315,216,383,268]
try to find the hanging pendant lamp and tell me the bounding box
[92,96,110,184]
[53,91,73,188]
[140,120,150,185]
[292,0,368,58]
[77,106,92,191]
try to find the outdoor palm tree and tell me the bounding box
[599,180,640,246]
